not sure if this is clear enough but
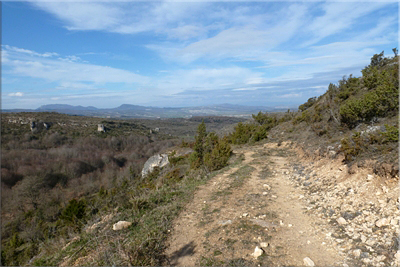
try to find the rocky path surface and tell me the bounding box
[166,142,378,266]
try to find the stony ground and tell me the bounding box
[165,141,400,266]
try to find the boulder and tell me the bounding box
[112,221,132,231]
[142,154,169,177]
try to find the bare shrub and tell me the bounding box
[14,175,45,211]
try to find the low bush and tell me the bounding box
[60,199,87,228]
[190,122,232,171]
[293,110,311,124]
[381,124,399,143]
[204,139,232,171]
[298,97,317,111]
[339,83,399,128]
[168,151,186,166]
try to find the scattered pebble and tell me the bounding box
[303,257,315,266]
[252,246,264,259]
[337,217,347,225]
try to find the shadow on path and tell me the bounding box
[168,241,196,265]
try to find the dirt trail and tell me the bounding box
[166,142,345,266]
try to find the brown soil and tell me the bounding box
[165,142,345,266]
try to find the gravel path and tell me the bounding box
[165,142,356,266]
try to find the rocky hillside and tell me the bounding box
[267,51,398,178]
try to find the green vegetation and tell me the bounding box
[269,50,398,169]
[1,113,242,266]
[292,50,398,130]
[228,111,293,144]
[190,121,232,171]
[298,97,317,111]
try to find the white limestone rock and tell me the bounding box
[303,257,315,266]
[252,246,264,259]
[112,221,132,231]
[337,217,347,225]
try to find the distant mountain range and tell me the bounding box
[3,103,296,119]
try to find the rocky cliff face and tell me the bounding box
[141,154,169,177]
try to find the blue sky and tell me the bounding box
[2,1,398,109]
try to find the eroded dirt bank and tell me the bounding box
[165,141,400,266]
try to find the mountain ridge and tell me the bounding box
[3,103,295,118]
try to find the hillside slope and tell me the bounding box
[266,51,398,178]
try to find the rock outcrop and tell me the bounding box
[97,124,105,132]
[141,153,169,177]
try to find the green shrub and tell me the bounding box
[229,122,254,144]
[298,97,317,111]
[168,151,186,166]
[164,168,182,183]
[252,124,268,142]
[340,134,362,162]
[189,123,233,171]
[252,112,277,127]
[336,75,360,100]
[60,199,86,227]
[189,151,202,169]
[293,110,311,124]
[381,124,399,143]
[340,83,399,128]
[204,139,232,171]
[189,121,207,169]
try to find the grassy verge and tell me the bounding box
[28,154,239,266]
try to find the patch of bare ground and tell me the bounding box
[165,142,347,266]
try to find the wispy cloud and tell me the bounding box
[3,45,150,85]
[29,1,212,40]
[3,45,59,58]
[8,92,24,97]
[302,2,391,47]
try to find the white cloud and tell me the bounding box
[279,93,302,98]
[29,1,211,40]
[302,2,391,46]
[8,92,24,97]
[59,55,84,62]
[156,66,265,94]
[3,45,150,85]
[3,45,59,58]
